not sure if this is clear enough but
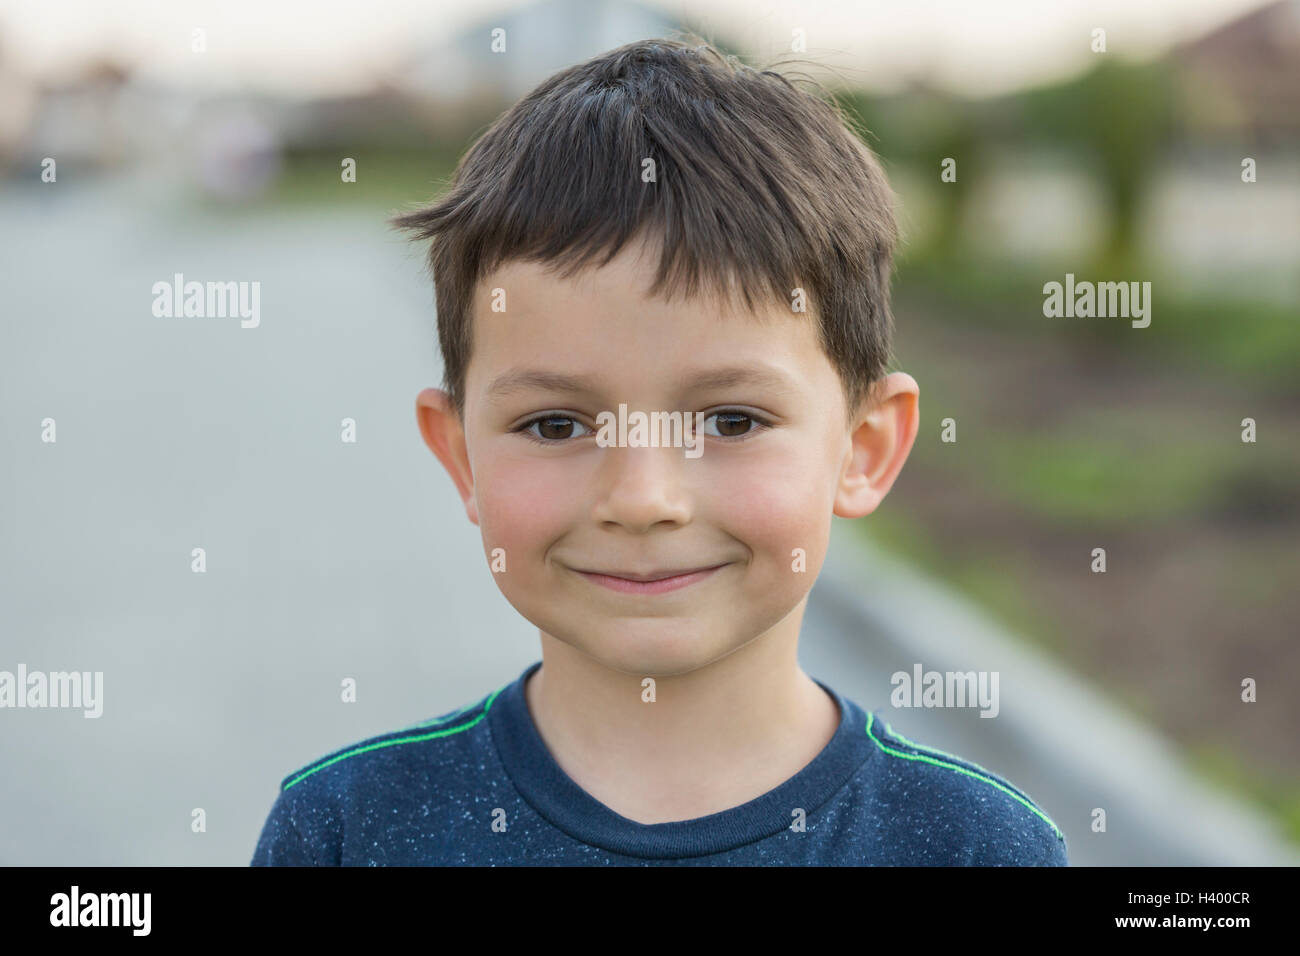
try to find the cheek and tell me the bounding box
[710,448,832,566]
[474,453,577,559]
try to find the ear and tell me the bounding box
[833,372,920,519]
[415,388,479,526]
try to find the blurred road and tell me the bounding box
[1,177,1293,865]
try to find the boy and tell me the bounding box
[251,35,1067,865]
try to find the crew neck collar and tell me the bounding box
[488,660,877,859]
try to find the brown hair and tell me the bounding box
[389,33,898,427]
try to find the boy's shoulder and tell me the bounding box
[276,684,505,797]
[251,684,508,866]
[857,708,1068,865]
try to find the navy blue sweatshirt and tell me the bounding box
[251,660,1068,865]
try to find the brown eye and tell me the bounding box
[704,411,771,440]
[516,415,592,444]
[711,413,752,437]
[537,416,576,440]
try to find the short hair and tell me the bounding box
[390,33,899,427]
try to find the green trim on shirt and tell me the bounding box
[866,712,1063,840]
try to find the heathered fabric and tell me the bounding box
[251,660,1068,865]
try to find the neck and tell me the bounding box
[524,600,840,824]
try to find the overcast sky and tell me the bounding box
[0,0,1276,96]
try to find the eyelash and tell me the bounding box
[511,409,773,445]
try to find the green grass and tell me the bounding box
[267,148,459,210]
[1185,741,1300,847]
[893,387,1297,529]
[180,147,462,227]
[970,432,1242,527]
[894,253,1300,390]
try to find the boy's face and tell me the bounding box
[418,234,918,677]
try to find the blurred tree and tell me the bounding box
[1019,58,1178,273]
[836,87,984,262]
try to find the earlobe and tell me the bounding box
[415,389,478,524]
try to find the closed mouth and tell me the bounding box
[575,564,726,582]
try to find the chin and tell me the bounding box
[575,625,741,679]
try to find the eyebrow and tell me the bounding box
[486,364,799,402]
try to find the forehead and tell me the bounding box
[466,239,827,401]
[476,232,741,320]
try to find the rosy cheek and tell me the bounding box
[712,458,826,564]
[475,456,576,561]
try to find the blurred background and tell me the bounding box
[1,0,1297,865]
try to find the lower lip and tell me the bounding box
[575,564,726,595]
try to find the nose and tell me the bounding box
[590,443,694,532]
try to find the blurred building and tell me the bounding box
[0,26,39,171]
[1170,0,1300,145]
[4,58,133,174]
